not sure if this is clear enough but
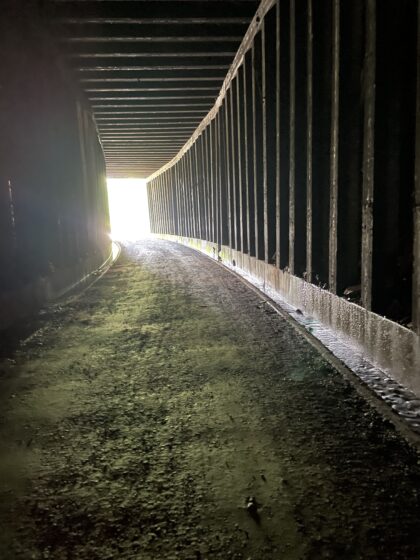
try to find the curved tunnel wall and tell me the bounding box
[0,3,111,330]
[147,0,420,394]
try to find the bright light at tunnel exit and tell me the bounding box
[107,178,150,241]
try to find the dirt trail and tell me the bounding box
[1,240,420,560]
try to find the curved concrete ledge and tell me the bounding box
[154,234,420,399]
[0,242,116,332]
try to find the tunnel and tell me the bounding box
[1,0,420,558]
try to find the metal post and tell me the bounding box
[361,0,376,311]
[209,119,215,243]
[306,0,313,282]
[289,0,296,274]
[243,59,251,255]
[193,142,202,240]
[413,0,420,332]
[230,85,238,250]
[237,67,246,255]
[262,19,269,264]
[328,0,340,293]
[224,94,233,250]
[275,0,281,268]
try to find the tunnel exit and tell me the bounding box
[107,178,150,241]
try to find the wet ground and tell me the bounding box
[1,239,420,560]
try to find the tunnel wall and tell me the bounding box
[147,0,420,395]
[0,3,111,330]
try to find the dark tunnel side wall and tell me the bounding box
[0,5,111,330]
[147,0,420,395]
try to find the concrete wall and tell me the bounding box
[146,0,420,396]
[0,2,111,330]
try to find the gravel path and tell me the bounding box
[1,239,420,560]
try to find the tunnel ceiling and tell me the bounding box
[45,0,259,179]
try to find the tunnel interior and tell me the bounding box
[1,0,420,401]
[2,1,420,557]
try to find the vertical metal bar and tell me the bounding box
[165,172,170,235]
[152,181,156,234]
[177,161,184,237]
[193,142,202,239]
[243,60,251,255]
[168,170,173,236]
[147,182,152,233]
[236,70,244,254]
[214,114,220,248]
[216,111,222,248]
[152,179,157,234]
[361,0,376,311]
[413,0,420,332]
[198,139,205,240]
[158,175,163,234]
[329,0,340,293]
[200,132,208,241]
[159,176,164,234]
[252,43,259,259]
[152,180,158,234]
[182,155,191,238]
[147,182,153,233]
[189,152,194,239]
[262,19,269,263]
[188,149,196,239]
[147,181,152,233]
[306,0,313,283]
[160,175,166,234]
[230,85,237,250]
[289,0,296,274]
[172,165,182,235]
[219,104,228,247]
[166,171,172,234]
[201,129,209,240]
[173,168,178,235]
[164,174,169,235]
[175,162,183,236]
[156,176,162,234]
[224,96,233,250]
[171,168,178,235]
[163,172,168,234]
[205,127,212,242]
[192,146,199,240]
[180,157,186,237]
[172,167,178,236]
[209,120,215,243]
[275,0,281,268]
